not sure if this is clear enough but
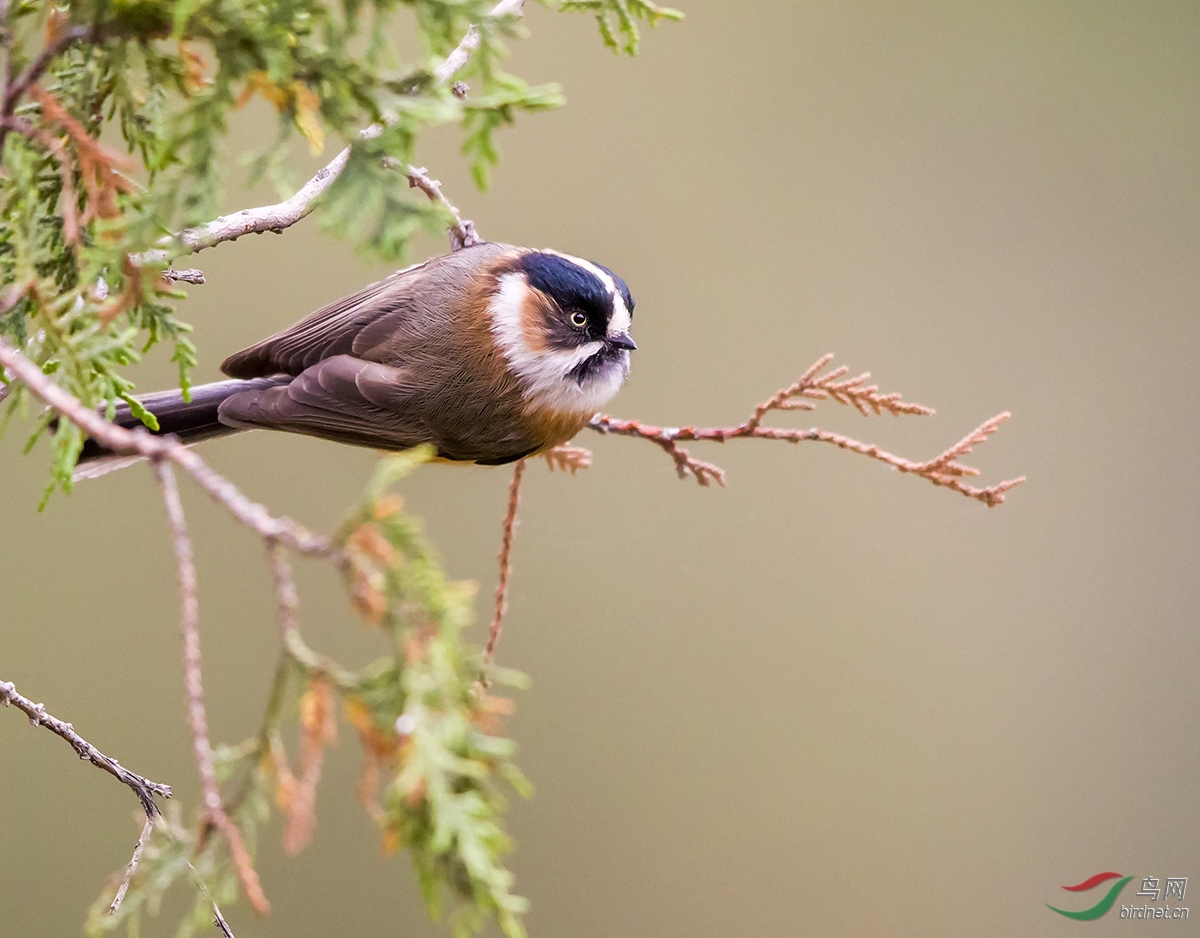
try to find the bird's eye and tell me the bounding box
[569,311,588,329]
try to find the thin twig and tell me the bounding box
[435,25,483,85]
[0,681,174,825]
[406,165,481,250]
[0,337,331,554]
[162,267,205,285]
[589,354,1025,506]
[154,458,270,915]
[108,814,156,914]
[267,540,356,687]
[135,147,352,267]
[187,862,237,938]
[0,679,172,815]
[434,0,526,84]
[483,459,526,676]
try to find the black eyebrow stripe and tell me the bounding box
[518,252,612,329]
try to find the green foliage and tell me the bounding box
[341,451,533,937]
[0,0,670,492]
[84,454,534,938]
[559,0,684,55]
[3,2,680,934]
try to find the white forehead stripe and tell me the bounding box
[488,272,629,415]
[542,249,631,337]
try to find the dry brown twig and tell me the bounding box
[29,85,136,227]
[281,678,336,855]
[482,458,526,680]
[0,21,94,151]
[154,458,271,915]
[590,353,1025,507]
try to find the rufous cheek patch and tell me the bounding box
[518,288,554,354]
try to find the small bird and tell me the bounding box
[77,242,636,476]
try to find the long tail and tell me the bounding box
[75,376,289,480]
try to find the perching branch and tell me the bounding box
[0,678,172,816]
[0,338,331,554]
[590,354,1025,506]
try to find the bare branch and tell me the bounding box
[589,354,1025,506]
[154,459,271,915]
[212,901,236,938]
[405,164,481,250]
[0,337,332,555]
[436,0,526,84]
[483,458,526,678]
[436,24,483,85]
[0,678,172,816]
[136,147,352,266]
[108,815,156,915]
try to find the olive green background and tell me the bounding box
[2,3,1197,935]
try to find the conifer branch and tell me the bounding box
[136,0,522,266]
[0,338,331,554]
[0,23,94,151]
[589,354,1025,505]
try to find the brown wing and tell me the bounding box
[217,353,537,460]
[220,242,516,379]
[218,355,435,451]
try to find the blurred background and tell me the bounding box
[2,2,1198,935]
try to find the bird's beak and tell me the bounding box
[607,331,637,351]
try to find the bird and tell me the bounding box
[76,242,637,477]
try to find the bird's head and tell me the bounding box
[486,249,636,415]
